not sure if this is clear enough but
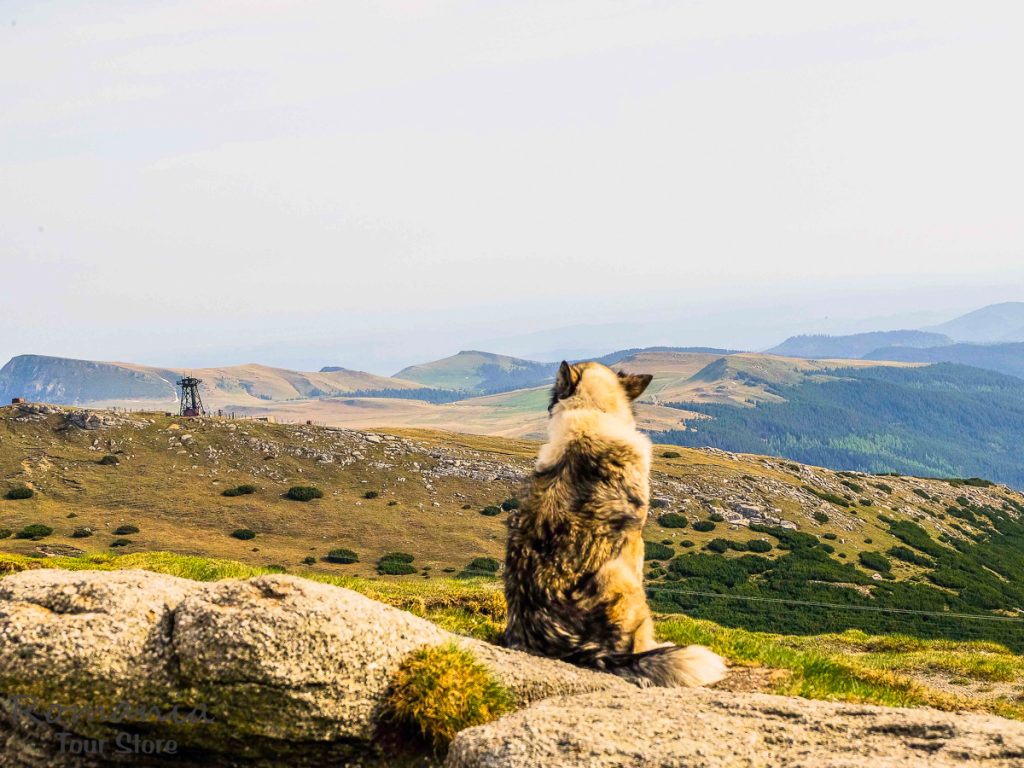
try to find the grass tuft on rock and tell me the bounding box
[383,642,512,751]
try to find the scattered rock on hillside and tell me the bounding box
[445,687,1024,768]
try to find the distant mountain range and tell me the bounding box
[393,351,558,394]
[766,302,1024,380]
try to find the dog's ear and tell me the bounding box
[552,361,581,403]
[618,371,653,401]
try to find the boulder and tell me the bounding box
[445,686,1024,768]
[0,569,624,766]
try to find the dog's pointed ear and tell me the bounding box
[618,371,653,400]
[552,361,581,402]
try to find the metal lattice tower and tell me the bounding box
[176,376,205,418]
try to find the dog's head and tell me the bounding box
[549,361,652,422]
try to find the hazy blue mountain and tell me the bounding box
[766,330,951,359]
[864,342,1024,380]
[0,354,177,405]
[924,302,1024,343]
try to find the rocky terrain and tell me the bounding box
[2,568,1023,767]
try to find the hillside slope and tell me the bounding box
[2,403,1023,651]
[658,363,1024,488]
[864,342,1024,379]
[393,351,558,393]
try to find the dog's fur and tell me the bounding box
[503,361,726,687]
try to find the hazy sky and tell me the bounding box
[2,2,1022,373]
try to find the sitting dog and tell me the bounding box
[503,360,726,687]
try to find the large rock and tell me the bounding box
[445,686,1024,768]
[0,569,625,766]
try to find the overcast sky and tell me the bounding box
[2,2,1022,373]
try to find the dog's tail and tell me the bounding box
[601,644,727,688]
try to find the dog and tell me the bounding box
[503,360,726,687]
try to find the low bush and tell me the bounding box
[859,551,891,572]
[679,539,695,548]
[500,498,520,511]
[822,532,837,540]
[644,541,674,561]
[222,484,257,497]
[813,511,829,523]
[480,506,501,517]
[378,560,417,576]
[381,551,415,563]
[14,524,52,540]
[286,486,323,502]
[650,498,669,509]
[363,490,380,499]
[709,512,725,522]
[383,643,512,750]
[113,524,139,535]
[301,556,316,565]
[325,548,359,564]
[661,451,681,459]
[5,486,34,501]
[110,538,132,547]
[706,538,730,554]
[71,527,93,538]
[98,455,120,466]
[231,529,257,540]
[0,529,12,539]
[804,486,850,507]
[747,539,772,553]
[658,513,688,529]
[692,520,716,532]
[465,557,501,574]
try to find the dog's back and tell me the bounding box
[503,361,726,688]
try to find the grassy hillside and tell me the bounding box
[393,351,558,394]
[2,402,1023,653]
[658,363,1024,488]
[766,330,951,359]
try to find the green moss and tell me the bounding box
[383,643,512,750]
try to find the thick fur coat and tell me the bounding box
[503,361,726,687]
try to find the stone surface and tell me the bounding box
[445,686,1024,768]
[0,569,624,766]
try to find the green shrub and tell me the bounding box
[859,498,872,506]
[14,524,52,540]
[650,498,669,509]
[302,556,316,565]
[5,486,34,501]
[747,539,772,553]
[109,538,132,547]
[465,557,501,574]
[98,455,120,466]
[644,541,674,561]
[286,486,323,502]
[692,520,716,532]
[822,532,837,540]
[804,486,850,507]
[480,506,501,517]
[812,511,829,524]
[658,513,688,529]
[661,451,681,459]
[913,488,932,501]
[840,479,863,493]
[963,477,994,488]
[872,482,894,494]
[222,484,257,497]
[325,548,359,564]
[500,498,521,511]
[113,524,139,535]
[363,490,379,499]
[378,560,417,576]
[71,527,93,538]
[381,551,415,563]
[383,643,512,750]
[709,512,725,522]
[0,529,12,539]
[680,539,695,548]
[888,546,933,567]
[231,528,257,540]
[859,551,891,572]
[706,538,730,554]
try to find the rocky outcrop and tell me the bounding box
[0,569,624,767]
[3,569,1024,768]
[445,687,1024,768]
